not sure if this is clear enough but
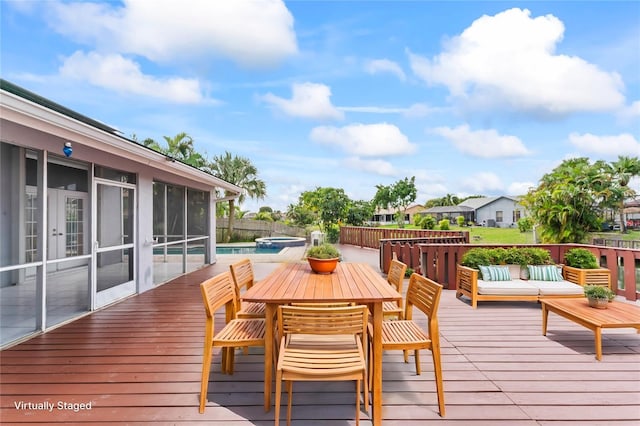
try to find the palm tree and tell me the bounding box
[611,156,640,233]
[163,132,205,168]
[208,151,266,242]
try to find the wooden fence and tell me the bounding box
[340,226,469,248]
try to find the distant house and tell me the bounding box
[371,204,424,225]
[421,196,527,228]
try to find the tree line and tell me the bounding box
[136,132,639,245]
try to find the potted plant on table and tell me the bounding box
[563,248,611,287]
[306,243,341,274]
[584,285,615,309]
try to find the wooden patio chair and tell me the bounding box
[199,271,266,414]
[383,258,407,320]
[274,305,369,426]
[368,273,445,417]
[230,258,266,319]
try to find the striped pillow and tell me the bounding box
[479,265,511,281]
[527,265,563,281]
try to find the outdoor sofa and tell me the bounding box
[456,263,586,308]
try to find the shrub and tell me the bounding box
[461,247,553,270]
[460,248,493,270]
[438,219,450,230]
[418,215,436,229]
[564,248,599,269]
[325,225,340,243]
[456,215,465,227]
[405,267,414,278]
[517,217,533,232]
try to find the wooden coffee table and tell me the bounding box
[541,298,640,360]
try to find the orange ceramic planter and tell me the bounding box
[307,257,339,274]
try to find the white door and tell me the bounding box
[93,180,136,309]
[47,189,89,271]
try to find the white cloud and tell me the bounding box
[60,51,215,104]
[408,8,625,115]
[508,181,535,196]
[310,123,417,157]
[461,172,503,192]
[430,124,530,158]
[568,132,640,157]
[342,157,396,176]
[618,100,640,123]
[46,0,297,67]
[339,103,439,117]
[260,83,344,120]
[364,59,406,81]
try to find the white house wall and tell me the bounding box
[476,198,525,228]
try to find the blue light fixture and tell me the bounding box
[63,142,73,157]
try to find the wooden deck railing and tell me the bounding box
[378,237,468,275]
[340,226,469,249]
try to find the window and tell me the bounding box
[496,211,503,223]
[513,210,522,223]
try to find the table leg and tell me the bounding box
[264,303,276,411]
[594,327,602,361]
[542,303,549,335]
[372,302,382,426]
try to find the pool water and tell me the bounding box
[153,246,283,255]
[216,246,283,255]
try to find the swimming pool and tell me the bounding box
[216,245,283,255]
[255,236,306,249]
[153,245,284,255]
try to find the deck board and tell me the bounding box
[2,260,639,424]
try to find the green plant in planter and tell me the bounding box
[584,285,615,301]
[521,247,553,265]
[461,247,553,270]
[306,243,340,259]
[564,248,599,269]
[460,248,492,270]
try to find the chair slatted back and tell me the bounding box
[278,305,368,338]
[200,271,237,323]
[405,273,443,327]
[387,259,407,293]
[230,258,255,291]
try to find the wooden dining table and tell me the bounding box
[241,261,402,426]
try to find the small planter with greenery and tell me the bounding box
[563,248,611,288]
[584,284,615,309]
[306,243,341,274]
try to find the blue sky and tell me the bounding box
[2,1,639,213]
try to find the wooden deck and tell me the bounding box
[2,257,640,425]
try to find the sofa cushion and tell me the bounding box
[479,265,511,281]
[530,280,584,296]
[528,265,564,281]
[507,264,522,280]
[477,279,539,295]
